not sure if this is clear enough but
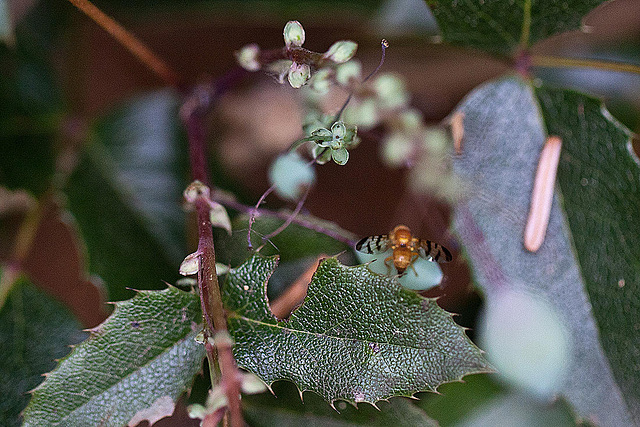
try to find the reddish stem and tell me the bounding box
[184,96,244,427]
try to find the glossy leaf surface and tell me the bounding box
[223,254,491,404]
[428,0,605,55]
[22,286,205,426]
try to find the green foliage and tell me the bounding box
[536,85,640,419]
[223,255,491,404]
[22,286,205,426]
[0,34,60,196]
[64,90,188,301]
[0,276,85,427]
[451,76,637,425]
[428,0,606,55]
[244,380,438,426]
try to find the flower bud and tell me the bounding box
[209,202,232,235]
[382,132,413,167]
[183,180,209,204]
[335,60,362,86]
[309,68,332,94]
[269,152,316,200]
[323,40,358,63]
[283,20,305,47]
[235,43,261,71]
[374,74,409,110]
[287,62,311,88]
[179,252,200,276]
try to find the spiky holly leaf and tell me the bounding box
[22,286,205,426]
[244,381,438,427]
[0,275,85,427]
[451,76,637,425]
[223,254,491,405]
[427,0,606,55]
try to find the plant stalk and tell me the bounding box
[185,112,244,427]
[66,0,180,87]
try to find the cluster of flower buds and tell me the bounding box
[235,21,358,89]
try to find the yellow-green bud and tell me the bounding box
[323,40,358,63]
[283,20,305,47]
[288,62,311,88]
[235,43,261,71]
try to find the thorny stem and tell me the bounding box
[185,110,244,427]
[61,1,247,423]
[66,0,180,87]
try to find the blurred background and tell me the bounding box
[1,0,639,425]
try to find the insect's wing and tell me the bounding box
[355,235,390,254]
[417,239,453,263]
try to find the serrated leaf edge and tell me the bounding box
[229,255,494,407]
[23,286,205,425]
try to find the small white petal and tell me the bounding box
[209,202,232,235]
[283,20,305,47]
[179,252,200,276]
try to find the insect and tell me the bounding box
[355,225,453,275]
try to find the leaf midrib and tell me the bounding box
[229,313,463,352]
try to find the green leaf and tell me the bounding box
[244,381,438,427]
[454,394,590,427]
[0,275,85,427]
[451,76,636,424]
[415,374,505,426]
[427,0,605,55]
[223,254,491,405]
[0,0,12,45]
[535,85,640,424]
[0,32,61,197]
[22,286,206,426]
[64,90,188,301]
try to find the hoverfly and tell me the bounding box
[356,225,452,275]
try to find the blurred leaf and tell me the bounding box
[0,274,85,427]
[427,0,605,55]
[536,85,640,423]
[244,380,438,427]
[455,394,588,427]
[223,254,491,404]
[22,286,205,427]
[415,373,504,426]
[64,90,188,301]
[0,0,12,44]
[0,30,62,197]
[451,76,636,424]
